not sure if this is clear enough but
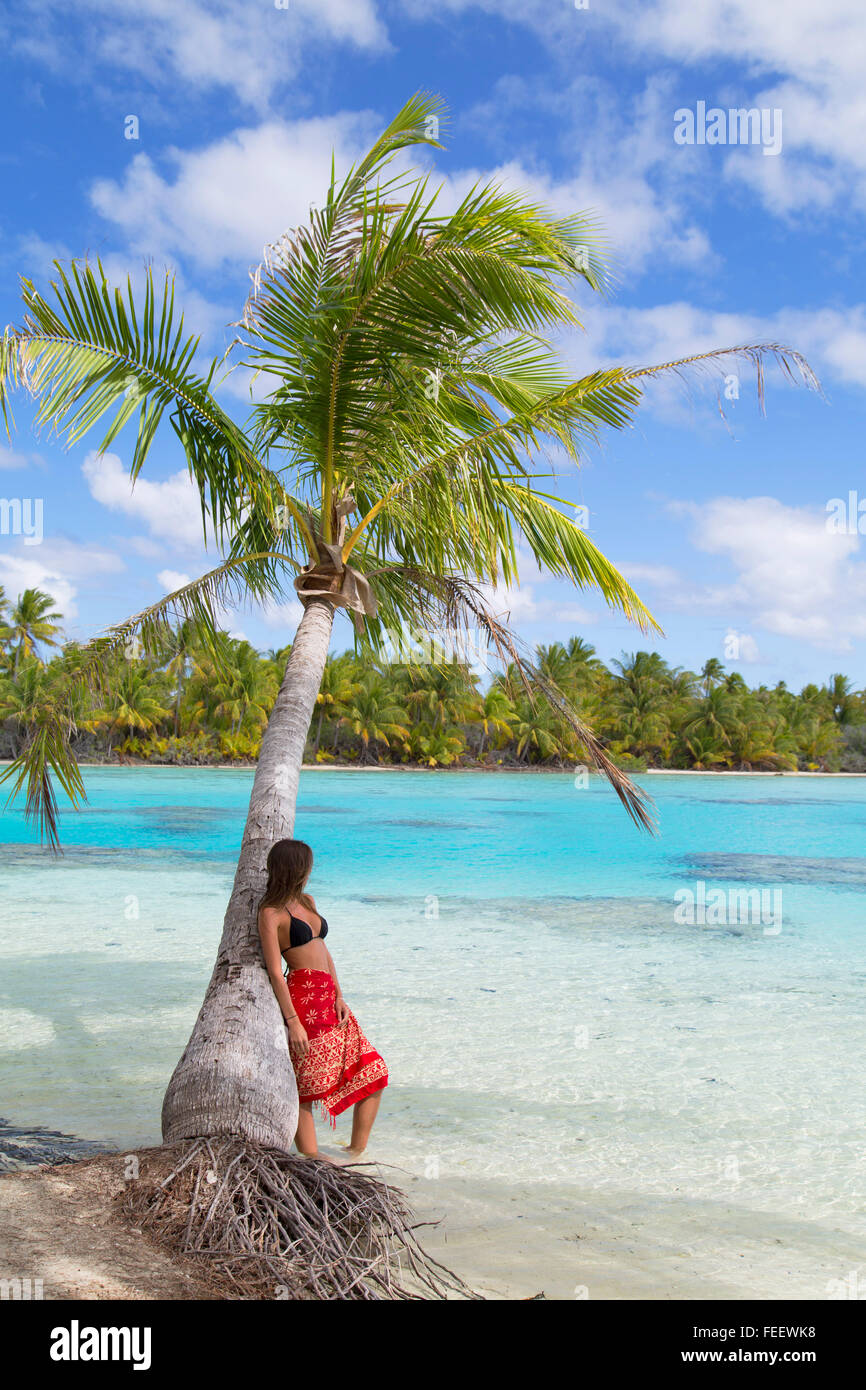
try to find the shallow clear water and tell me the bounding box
[1,769,864,1285]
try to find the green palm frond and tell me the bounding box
[1,259,260,540]
[359,561,655,831]
[0,699,86,851]
[490,482,661,632]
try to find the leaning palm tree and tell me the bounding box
[0,94,819,1154]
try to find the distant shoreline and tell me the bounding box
[2,760,864,777]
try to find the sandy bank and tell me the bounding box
[1,1148,856,1301]
[0,1156,215,1300]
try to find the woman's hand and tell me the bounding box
[335,994,349,1026]
[286,1017,310,1058]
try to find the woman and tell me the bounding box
[257,838,388,1162]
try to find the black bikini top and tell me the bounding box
[287,912,328,949]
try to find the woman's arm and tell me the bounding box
[257,908,310,1056]
[323,945,341,994]
[324,946,349,1025]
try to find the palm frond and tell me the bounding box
[1,259,260,540]
[625,342,822,413]
[490,482,661,633]
[362,563,656,832]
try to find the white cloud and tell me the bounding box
[82,450,208,550]
[559,301,866,418]
[481,579,600,631]
[90,113,381,271]
[156,569,192,592]
[639,1,863,215]
[11,0,389,110]
[659,495,866,652]
[451,71,715,277]
[399,0,866,215]
[483,581,538,624]
[612,0,866,213]
[155,566,249,640]
[260,598,305,631]
[89,75,714,284]
[552,603,598,625]
[0,446,38,470]
[0,541,124,621]
[620,562,681,589]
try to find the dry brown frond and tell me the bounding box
[119,1138,480,1301]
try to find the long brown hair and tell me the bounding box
[259,839,314,913]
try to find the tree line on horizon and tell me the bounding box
[2,584,865,773]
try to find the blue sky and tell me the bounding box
[1,0,864,688]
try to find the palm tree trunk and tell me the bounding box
[161,597,335,1152]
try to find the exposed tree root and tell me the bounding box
[118,1139,481,1301]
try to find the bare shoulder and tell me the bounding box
[258,904,284,933]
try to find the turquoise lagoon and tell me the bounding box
[1,769,864,1294]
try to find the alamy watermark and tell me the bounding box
[674,881,782,934]
[380,625,488,666]
[674,102,783,157]
[826,492,866,534]
[0,1275,43,1299]
[0,497,43,544]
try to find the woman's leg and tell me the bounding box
[295,1102,318,1157]
[346,1090,382,1157]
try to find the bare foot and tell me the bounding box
[333,1147,367,1165]
[297,1150,337,1164]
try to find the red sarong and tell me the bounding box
[287,968,388,1127]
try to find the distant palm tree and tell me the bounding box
[611,684,671,760]
[7,588,62,671]
[403,660,478,731]
[157,618,202,736]
[827,673,856,724]
[683,732,729,770]
[722,671,747,691]
[536,641,575,687]
[613,649,671,688]
[565,636,603,671]
[98,663,171,751]
[0,585,11,660]
[312,653,360,755]
[265,643,293,669]
[700,657,725,695]
[0,657,49,753]
[514,696,567,763]
[683,686,741,753]
[409,723,466,767]
[210,640,278,735]
[339,675,410,763]
[474,684,516,756]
